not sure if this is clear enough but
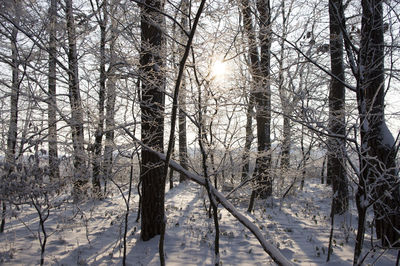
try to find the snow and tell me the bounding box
[379,121,395,148]
[0,178,398,265]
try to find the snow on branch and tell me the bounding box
[122,127,293,266]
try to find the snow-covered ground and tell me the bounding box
[0,178,397,265]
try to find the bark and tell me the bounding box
[139,0,165,241]
[66,0,87,197]
[280,116,291,170]
[239,0,272,202]
[277,0,290,172]
[327,0,349,215]
[92,0,108,196]
[240,94,254,182]
[178,0,189,183]
[238,0,258,210]
[48,0,60,181]
[103,2,118,194]
[254,0,272,199]
[5,0,20,180]
[2,0,21,233]
[122,126,293,266]
[360,0,399,247]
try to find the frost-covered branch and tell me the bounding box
[121,126,293,266]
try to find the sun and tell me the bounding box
[210,59,228,80]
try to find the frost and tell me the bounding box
[379,121,395,148]
[361,119,369,132]
[214,253,220,265]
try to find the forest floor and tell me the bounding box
[0,177,398,265]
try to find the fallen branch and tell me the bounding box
[121,127,293,266]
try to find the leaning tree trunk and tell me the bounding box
[139,0,165,241]
[66,0,87,198]
[327,0,349,215]
[360,0,399,247]
[48,0,60,181]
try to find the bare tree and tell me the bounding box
[48,0,60,181]
[239,0,256,183]
[359,0,399,248]
[327,0,348,215]
[92,0,108,196]
[139,0,166,241]
[248,0,273,212]
[1,0,21,233]
[103,0,118,195]
[178,0,189,183]
[65,0,87,198]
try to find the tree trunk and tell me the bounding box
[103,2,118,195]
[240,93,254,182]
[140,0,165,241]
[280,116,291,170]
[327,0,349,215]
[253,0,272,199]
[93,0,108,196]
[360,0,399,247]
[178,0,189,183]
[239,0,272,202]
[66,0,87,197]
[277,0,291,172]
[2,0,21,233]
[48,0,60,181]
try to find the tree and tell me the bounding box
[92,0,108,196]
[239,0,256,183]
[239,0,273,212]
[249,0,273,210]
[1,0,21,233]
[103,0,118,195]
[327,0,348,215]
[65,0,87,198]
[48,0,60,181]
[178,0,189,183]
[139,0,166,240]
[359,0,399,248]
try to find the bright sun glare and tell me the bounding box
[211,60,227,80]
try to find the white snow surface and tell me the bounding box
[379,121,395,147]
[0,179,398,265]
